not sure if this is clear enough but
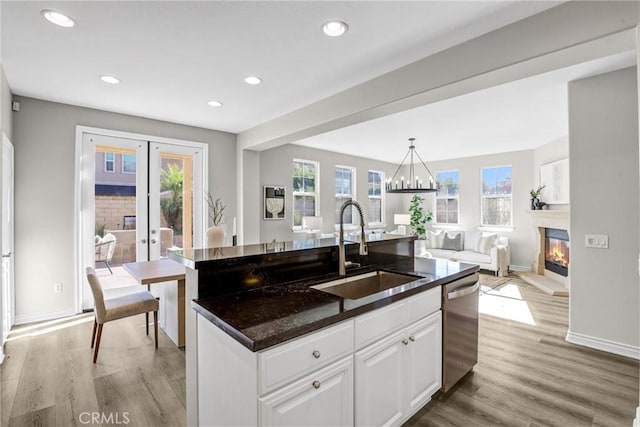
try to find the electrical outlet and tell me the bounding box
[54,283,62,293]
[585,234,608,249]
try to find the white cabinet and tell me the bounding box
[259,356,353,427]
[355,311,442,427]
[355,330,406,427]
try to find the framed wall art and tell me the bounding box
[540,158,569,204]
[264,186,286,220]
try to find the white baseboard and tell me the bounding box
[509,265,531,272]
[634,407,639,427]
[15,308,77,325]
[566,330,640,360]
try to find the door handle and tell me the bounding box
[447,281,480,300]
[141,239,147,244]
[151,239,157,244]
[2,252,11,258]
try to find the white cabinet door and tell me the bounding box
[405,311,442,413]
[259,356,353,427]
[355,330,406,427]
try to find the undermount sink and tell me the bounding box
[311,271,421,300]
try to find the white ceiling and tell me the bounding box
[2,1,562,134]
[294,50,637,163]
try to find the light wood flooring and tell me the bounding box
[1,278,637,426]
[407,277,639,427]
[1,313,185,426]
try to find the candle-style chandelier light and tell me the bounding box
[386,138,438,194]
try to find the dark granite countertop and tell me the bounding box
[168,233,410,269]
[192,257,479,352]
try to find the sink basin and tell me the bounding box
[311,271,421,300]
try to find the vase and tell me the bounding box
[530,198,538,210]
[206,226,226,248]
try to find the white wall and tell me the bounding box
[422,150,535,269]
[568,67,639,354]
[259,144,406,243]
[12,96,236,323]
[0,61,12,359]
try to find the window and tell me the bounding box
[481,166,512,227]
[293,159,319,227]
[368,170,384,225]
[435,171,459,224]
[335,166,355,225]
[104,152,115,173]
[122,153,136,174]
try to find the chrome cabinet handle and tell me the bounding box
[409,336,416,342]
[141,239,147,244]
[151,239,157,244]
[402,339,409,345]
[2,252,11,258]
[312,350,321,359]
[312,380,321,389]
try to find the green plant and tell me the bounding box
[205,192,226,227]
[409,194,433,238]
[95,224,106,237]
[530,184,546,199]
[160,163,183,233]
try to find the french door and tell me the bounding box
[2,134,15,344]
[79,131,205,311]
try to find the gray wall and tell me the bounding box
[12,96,236,322]
[259,144,406,243]
[568,67,639,349]
[421,150,535,269]
[1,66,12,140]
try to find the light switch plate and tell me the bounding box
[585,234,608,249]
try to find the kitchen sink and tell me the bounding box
[311,271,421,300]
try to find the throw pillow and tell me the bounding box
[476,233,497,254]
[442,232,463,251]
[425,230,443,249]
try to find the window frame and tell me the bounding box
[367,169,385,227]
[104,152,115,173]
[480,165,513,228]
[122,153,137,174]
[335,165,356,225]
[292,158,320,229]
[434,170,460,225]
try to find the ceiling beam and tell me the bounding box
[237,1,639,151]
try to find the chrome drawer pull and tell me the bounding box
[402,339,409,345]
[312,380,321,389]
[312,350,321,359]
[409,336,416,342]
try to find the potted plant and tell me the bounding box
[409,194,433,238]
[205,192,226,248]
[529,185,545,210]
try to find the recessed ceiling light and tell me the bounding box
[41,10,76,28]
[322,21,348,37]
[244,76,262,85]
[100,75,120,85]
[207,100,223,107]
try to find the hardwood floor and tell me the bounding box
[407,277,639,427]
[1,278,637,426]
[1,313,185,426]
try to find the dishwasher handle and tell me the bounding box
[447,281,480,300]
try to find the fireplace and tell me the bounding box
[544,228,569,277]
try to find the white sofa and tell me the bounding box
[415,229,510,276]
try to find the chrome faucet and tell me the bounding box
[339,200,368,276]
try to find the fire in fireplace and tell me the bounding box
[545,228,569,277]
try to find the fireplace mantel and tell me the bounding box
[527,209,570,290]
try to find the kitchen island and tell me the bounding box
[169,234,478,426]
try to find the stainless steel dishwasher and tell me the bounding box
[442,272,480,393]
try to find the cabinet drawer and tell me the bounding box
[355,300,408,350]
[259,320,354,395]
[407,286,441,324]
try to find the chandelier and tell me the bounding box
[386,138,438,194]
